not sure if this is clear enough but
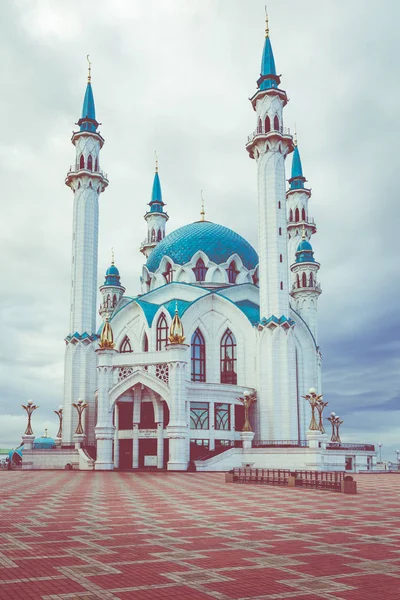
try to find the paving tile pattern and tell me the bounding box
[0,472,399,599]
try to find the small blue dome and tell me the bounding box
[106,264,119,276]
[33,436,56,449]
[296,237,316,263]
[104,263,123,287]
[146,221,258,273]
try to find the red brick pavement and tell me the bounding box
[0,472,399,599]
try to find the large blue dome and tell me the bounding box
[146,221,258,272]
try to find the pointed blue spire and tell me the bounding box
[289,138,306,190]
[258,12,279,90]
[78,58,98,133]
[149,157,165,213]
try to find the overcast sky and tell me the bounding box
[0,0,398,461]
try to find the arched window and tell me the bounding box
[94,158,98,172]
[220,329,237,384]
[265,115,271,132]
[257,118,262,133]
[106,294,111,308]
[295,208,300,222]
[302,272,307,287]
[156,313,168,350]
[87,155,93,171]
[273,115,280,131]
[280,254,283,263]
[113,294,117,307]
[309,272,314,287]
[227,261,239,284]
[151,229,156,242]
[296,274,300,288]
[191,328,206,382]
[289,209,293,222]
[79,154,84,169]
[143,332,149,352]
[279,227,282,235]
[280,281,283,290]
[193,258,208,282]
[163,262,173,283]
[120,336,133,353]
[302,208,306,221]
[278,201,281,209]
[157,230,162,241]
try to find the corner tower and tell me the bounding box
[63,61,108,444]
[140,158,169,258]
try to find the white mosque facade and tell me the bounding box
[21,19,375,472]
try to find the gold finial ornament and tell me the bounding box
[86,54,92,84]
[72,399,88,435]
[155,150,158,173]
[99,315,115,349]
[302,225,306,240]
[168,303,186,344]
[294,124,297,146]
[111,247,115,265]
[200,190,205,222]
[265,6,269,38]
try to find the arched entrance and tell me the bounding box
[109,371,171,470]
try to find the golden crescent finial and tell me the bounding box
[155,150,158,173]
[294,123,297,146]
[111,247,115,265]
[86,54,92,84]
[200,190,205,221]
[265,6,269,38]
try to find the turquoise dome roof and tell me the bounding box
[296,238,316,263]
[106,264,119,276]
[33,436,56,449]
[146,221,258,272]
[104,263,123,287]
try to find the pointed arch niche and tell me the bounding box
[120,335,133,353]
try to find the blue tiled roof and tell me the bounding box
[290,145,305,190]
[104,263,123,287]
[259,36,278,90]
[149,172,164,213]
[146,221,258,272]
[33,437,56,449]
[235,300,260,326]
[80,83,97,132]
[296,238,316,263]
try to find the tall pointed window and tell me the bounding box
[295,207,300,222]
[79,154,84,169]
[227,261,239,284]
[191,328,206,382]
[220,329,237,384]
[94,158,98,172]
[120,336,133,353]
[273,115,280,131]
[309,272,314,287]
[157,229,162,241]
[302,272,307,287]
[289,209,293,222]
[193,258,207,282]
[156,313,168,350]
[143,332,149,352]
[265,115,271,132]
[87,155,93,171]
[151,229,156,242]
[302,208,306,221]
[163,262,173,283]
[257,118,262,133]
[296,274,300,288]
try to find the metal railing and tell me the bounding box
[247,125,291,143]
[324,443,375,452]
[254,439,309,448]
[67,164,108,180]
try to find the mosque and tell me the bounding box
[21,16,375,472]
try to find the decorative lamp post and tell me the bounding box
[54,405,63,439]
[378,442,382,463]
[326,412,343,443]
[334,415,343,444]
[73,399,88,435]
[302,388,323,432]
[22,399,38,436]
[315,398,329,434]
[237,391,257,449]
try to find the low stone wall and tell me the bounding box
[22,449,79,470]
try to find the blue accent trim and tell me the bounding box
[146,221,258,272]
[33,437,56,449]
[261,37,276,76]
[65,332,98,342]
[103,263,123,287]
[235,300,260,326]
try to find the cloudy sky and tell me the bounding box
[0,0,398,460]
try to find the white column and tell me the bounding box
[230,403,235,436]
[113,403,119,469]
[209,402,215,451]
[157,422,164,469]
[166,344,189,471]
[95,349,115,470]
[132,424,139,469]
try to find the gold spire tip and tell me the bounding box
[294,124,298,146]
[200,190,205,221]
[265,6,269,38]
[155,150,158,173]
[111,247,115,265]
[86,54,92,84]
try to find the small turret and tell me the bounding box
[99,251,125,321]
[140,155,169,258]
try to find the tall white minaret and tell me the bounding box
[63,61,108,444]
[286,136,316,271]
[247,15,300,441]
[246,13,293,319]
[140,157,169,258]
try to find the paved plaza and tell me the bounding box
[0,473,399,599]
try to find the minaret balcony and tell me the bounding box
[246,126,293,157]
[287,219,317,235]
[65,165,109,187]
[290,282,321,295]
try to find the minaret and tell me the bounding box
[140,156,169,258]
[246,13,293,319]
[247,15,299,442]
[63,60,108,444]
[99,251,125,321]
[286,135,316,269]
[290,230,321,338]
